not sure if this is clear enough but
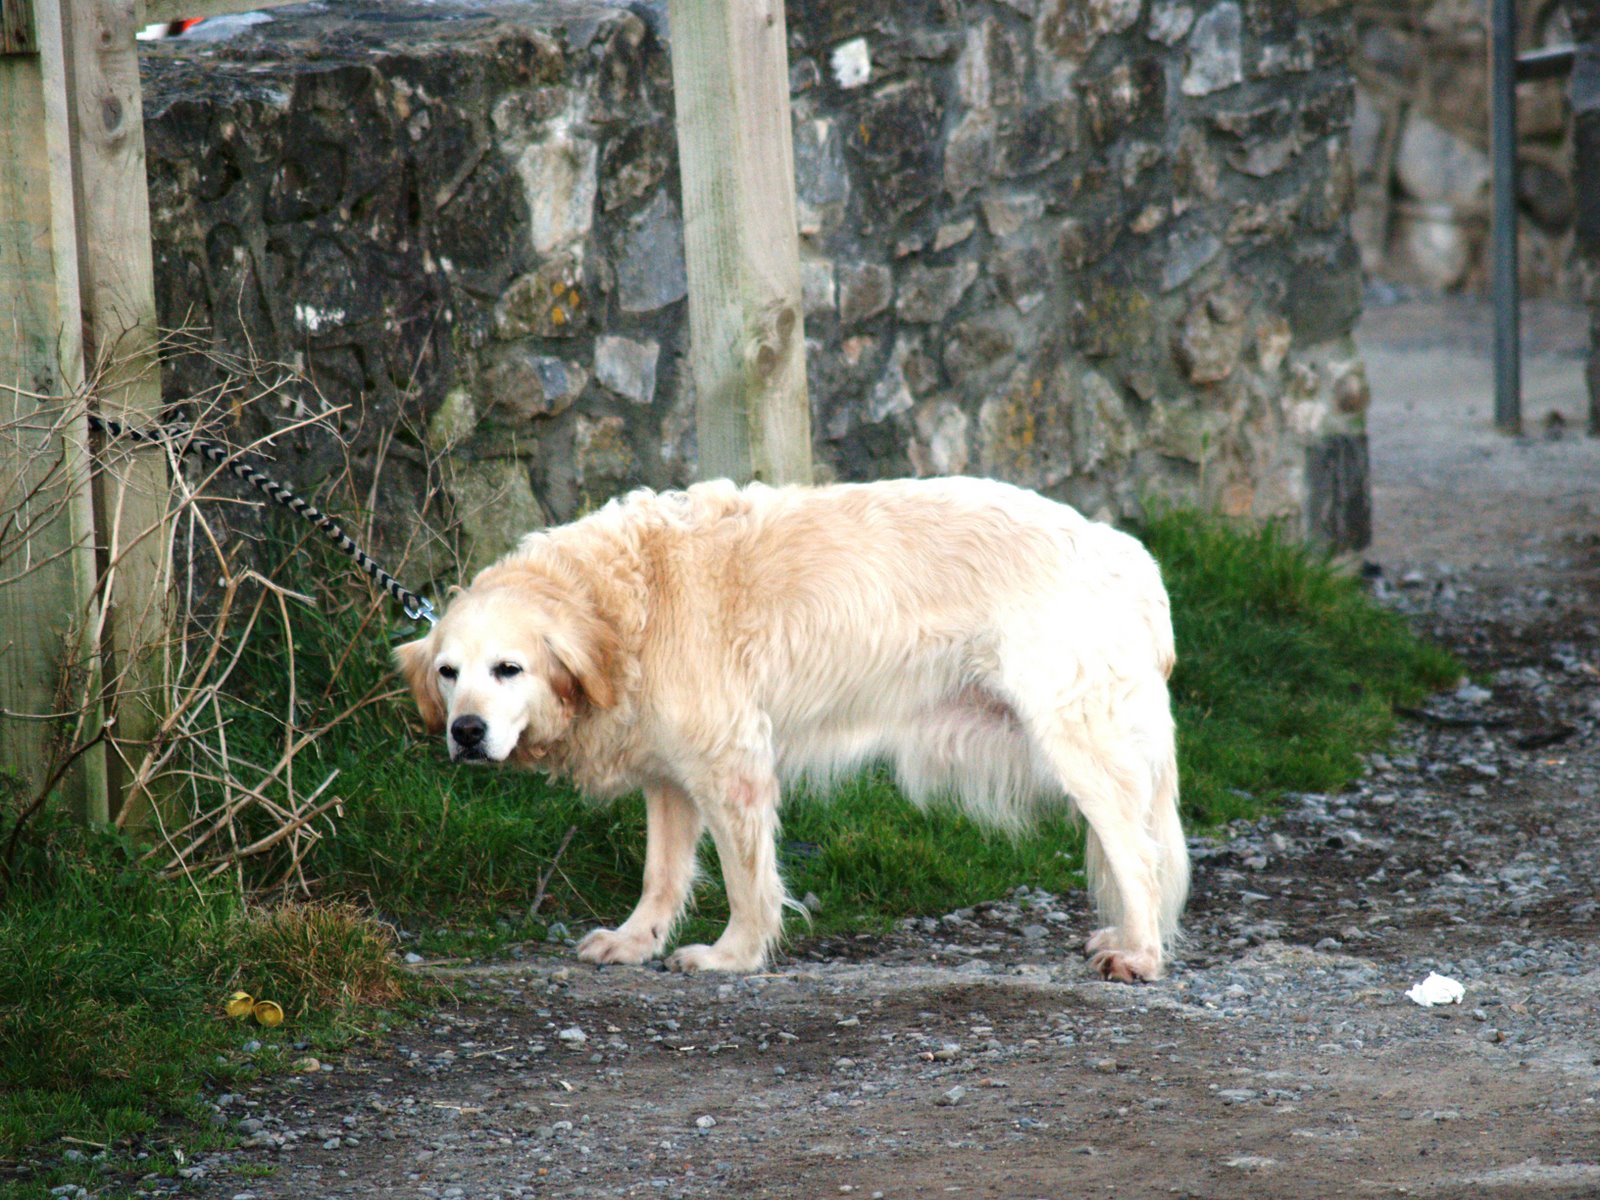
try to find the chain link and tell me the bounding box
[88,412,437,627]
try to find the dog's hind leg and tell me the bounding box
[667,760,788,973]
[1025,687,1187,982]
[578,783,702,966]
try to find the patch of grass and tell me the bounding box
[0,818,408,1191]
[229,901,406,1019]
[1140,508,1459,827]
[775,771,1088,935]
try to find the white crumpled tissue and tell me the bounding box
[1406,972,1465,1007]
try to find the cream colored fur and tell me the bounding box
[395,477,1189,980]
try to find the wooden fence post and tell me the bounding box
[668,0,813,486]
[59,0,171,828]
[0,0,110,822]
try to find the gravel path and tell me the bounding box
[156,299,1600,1200]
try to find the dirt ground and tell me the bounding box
[180,298,1600,1200]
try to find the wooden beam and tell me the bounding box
[2,0,39,55]
[58,0,171,826]
[0,0,108,821]
[668,0,812,485]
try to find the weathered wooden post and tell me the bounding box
[1,0,111,821]
[61,0,172,826]
[667,0,813,485]
[1,0,169,826]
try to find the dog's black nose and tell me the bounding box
[451,715,487,748]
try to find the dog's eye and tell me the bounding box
[492,661,523,680]
[438,665,458,681]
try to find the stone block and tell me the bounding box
[977,366,1075,490]
[849,78,945,226]
[594,336,660,406]
[446,458,546,570]
[1287,241,1363,342]
[574,414,635,495]
[1148,2,1196,46]
[1174,290,1246,384]
[1060,213,1123,272]
[600,125,672,213]
[1074,369,1136,472]
[838,264,894,326]
[1035,0,1143,83]
[801,259,838,316]
[1146,399,1227,463]
[427,386,479,452]
[1161,224,1222,292]
[511,131,598,255]
[944,315,1020,385]
[957,19,1025,110]
[982,192,1046,239]
[1389,203,1473,290]
[495,254,589,340]
[615,190,687,313]
[995,100,1080,177]
[1183,3,1243,96]
[867,337,918,423]
[794,117,850,233]
[1080,59,1165,144]
[896,261,980,323]
[945,110,998,199]
[1395,113,1490,208]
[909,398,971,476]
[989,242,1050,312]
[484,348,588,419]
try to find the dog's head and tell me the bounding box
[394,569,617,764]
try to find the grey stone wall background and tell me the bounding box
[141,0,1371,574]
[1351,0,1576,297]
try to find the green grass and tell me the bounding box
[1140,508,1458,825]
[0,820,407,1195]
[0,506,1458,1183]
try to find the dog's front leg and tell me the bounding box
[667,767,787,973]
[578,783,702,966]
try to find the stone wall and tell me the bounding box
[1352,0,1577,296]
[141,0,1371,570]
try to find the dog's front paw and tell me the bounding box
[666,941,764,973]
[577,926,659,966]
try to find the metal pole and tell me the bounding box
[1491,0,1522,433]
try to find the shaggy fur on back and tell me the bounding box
[396,477,1188,980]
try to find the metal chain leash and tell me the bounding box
[87,412,437,627]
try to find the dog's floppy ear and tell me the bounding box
[394,636,445,733]
[544,615,618,711]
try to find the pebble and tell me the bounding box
[936,1086,967,1106]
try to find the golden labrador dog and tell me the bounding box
[395,477,1188,980]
